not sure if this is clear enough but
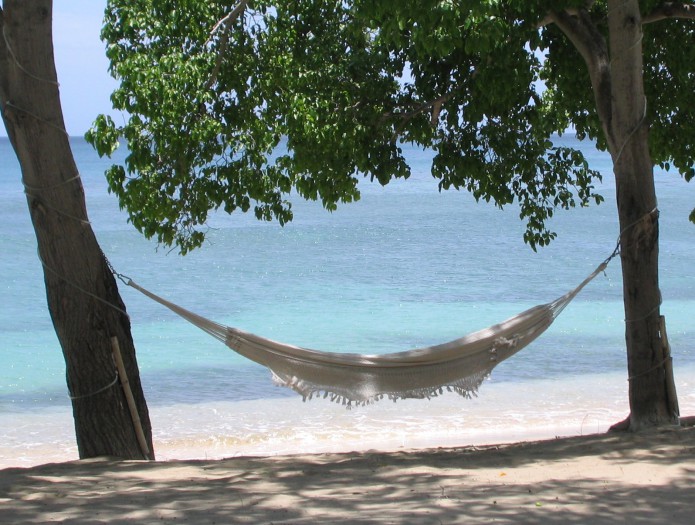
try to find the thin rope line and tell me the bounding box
[4,101,69,135]
[37,248,130,318]
[602,208,661,322]
[2,26,61,86]
[613,96,648,166]
[68,372,119,400]
[23,174,81,193]
[628,356,670,382]
[25,191,91,225]
[618,207,661,322]
[619,207,659,238]
[618,206,658,251]
[609,33,644,62]
[624,300,662,323]
[602,207,659,266]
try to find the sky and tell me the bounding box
[0,1,117,137]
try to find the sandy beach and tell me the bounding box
[1,422,694,524]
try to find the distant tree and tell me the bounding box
[90,0,694,431]
[0,0,153,459]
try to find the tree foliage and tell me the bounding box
[540,2,695,172]
[87,0,695,254]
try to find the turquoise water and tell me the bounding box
[1,136,693,466]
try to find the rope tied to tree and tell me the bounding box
[1,25,61,86]
[602,206,659,268]
[36,247,130,318]
[613,95,648,166]
[2,101,68,135]
[23,190,91,225]
[627,355,671,382]
[22,173,81,193]
[68,372,119,400]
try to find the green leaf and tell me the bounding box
[91,0,692,254]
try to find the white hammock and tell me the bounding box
[124,261,608,406]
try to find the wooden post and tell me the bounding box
[660,316,680,423]
[111,336,151,459]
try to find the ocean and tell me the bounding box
[1,136,693,467]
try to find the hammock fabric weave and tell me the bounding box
[125,261,607,406]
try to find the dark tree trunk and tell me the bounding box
[0,0,154,459]
[549,1,679,431]
[607,0,679,430]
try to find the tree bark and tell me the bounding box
[0,0,154,459]
[606,0,679,430]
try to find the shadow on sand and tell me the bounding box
[2,424,694,524]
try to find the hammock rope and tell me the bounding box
[20,144,658,406]
[121,258,611,406]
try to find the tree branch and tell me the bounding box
[206,0,248,44]
[380,88,462,140]
[642,2,695,24]
[204,0,248,90]
[548,10,605,76]
[537,1,595,28]
[384,90,459,123]
[546,9,616,150]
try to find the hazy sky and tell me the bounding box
[1,1,116,137]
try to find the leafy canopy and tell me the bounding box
[88,0,693,254]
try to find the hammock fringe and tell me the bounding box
[274,370,488,408]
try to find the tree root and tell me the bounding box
[608,415,631,432]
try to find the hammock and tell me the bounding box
[123,260,608,406]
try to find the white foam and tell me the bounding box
[3,366,693,468]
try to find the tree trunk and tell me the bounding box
[0,1,154,459]
[607,0,679,430]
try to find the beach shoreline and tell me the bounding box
[2,422,694,524]
[3,369,694,470]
